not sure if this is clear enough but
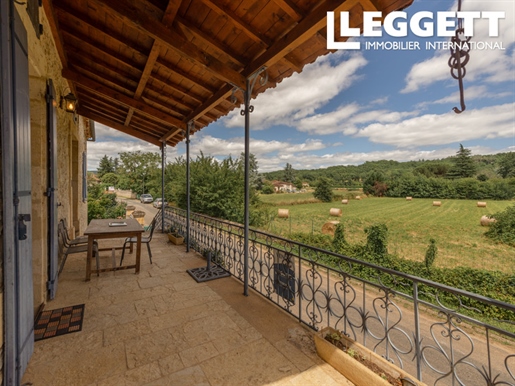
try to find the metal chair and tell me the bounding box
[120,216,157,266]
[58,224,99,275]
[59,219,89,246]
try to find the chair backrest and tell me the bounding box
[146,216,158,241]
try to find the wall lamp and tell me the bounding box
[60,91,78,113]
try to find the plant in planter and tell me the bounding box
[167,225,184,245]
[314,327,425,386]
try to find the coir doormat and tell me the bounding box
[34,304,85,341]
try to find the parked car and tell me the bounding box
[153,198,168,208]
[140,194,153,203]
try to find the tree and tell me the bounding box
[261,181,275,194]
[170,153,263,225]
[101,172,119,187]
[239,152,261,190]
[363,171,386,196]
[447,144,476,178]
[283,163,295,182]
[117,151,161,195]
[497,152,515,178]
[97,155,116,178]
[313,177,333,202]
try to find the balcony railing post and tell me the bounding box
[413,281,422,381]
[186,122,192,252]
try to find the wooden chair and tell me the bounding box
[120,216,157,266]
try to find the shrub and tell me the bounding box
[313,178,333,202]
[332,223,347,252]
[365,224,388,260]
[424,238,438,273]
[484,205,515,246]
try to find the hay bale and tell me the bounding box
[322,221,339,235]
[278,209,289,218]
[477,202,487,208]
[406,197,412,201]
[432,201,441,207]
[341,199,348,204]
[330,208,342,217]
[480,215,496,226]
[355,195,361,200]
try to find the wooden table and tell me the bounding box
[84,218,144,281]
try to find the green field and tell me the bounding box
[259,193,514,274]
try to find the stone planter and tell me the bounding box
[168,233,184,245]
[314,327,424,386]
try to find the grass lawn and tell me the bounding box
[259,193,514,274]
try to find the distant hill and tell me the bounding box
[263,152,510,187]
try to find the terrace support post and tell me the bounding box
[242,79,250,296]
[161,142,166,233]
[241,67,267,297]
[186,122,192,253]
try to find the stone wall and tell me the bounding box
[15,1,89,326]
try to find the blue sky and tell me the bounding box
[88,0,514,172]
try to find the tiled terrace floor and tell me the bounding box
[22,232,353,386]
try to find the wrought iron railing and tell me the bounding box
[159,206,515,386]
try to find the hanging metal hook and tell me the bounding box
[448,0,470,114]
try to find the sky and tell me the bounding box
[87,0,515,173]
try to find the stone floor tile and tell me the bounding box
[103,318,151,346]
[200,338,301,386]
[146,365,210,386]
[158,353,185,377]
[179,341,219,368]
[22,342,126,386]
[124,329,177,369]
[22,233,352,386]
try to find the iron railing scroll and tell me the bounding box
[162,206,515,386]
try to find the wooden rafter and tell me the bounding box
[63,68,186,130]
[126,0,183,127]
[87,0,247,89]
[46,0,414,148]
[271,0,304,21]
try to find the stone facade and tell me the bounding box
[1,3,89,382]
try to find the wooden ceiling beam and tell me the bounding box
[175,17,245,67]
[244,0,360,77]
[184,0,362,127]
[154,59,218,95]
[127,1,183,125]
[88,0,247,89]
[60,29,144,80]
[200,0,271,48]
[78,108,163,147]
[63,68,186,130]
[271,0,304,21]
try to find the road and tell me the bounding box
[120,198,159,227]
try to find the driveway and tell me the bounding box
[122,198,159,227]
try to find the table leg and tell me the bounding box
[86,236,94,281]
[135,233,141,274]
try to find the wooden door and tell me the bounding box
[1,5,35,384]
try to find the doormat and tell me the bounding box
[34,304,85,341]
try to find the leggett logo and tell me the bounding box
[327,11,505,50]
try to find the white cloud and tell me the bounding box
[295,104,417,135]
[402,0,515,93]
[222,52,368,130]
[355,103,515,147]
[87,124,169,170]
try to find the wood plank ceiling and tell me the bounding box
[44,0,414,147]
